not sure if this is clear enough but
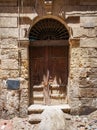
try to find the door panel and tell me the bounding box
[29,42,69,105]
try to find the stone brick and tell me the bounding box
[79,77,97,87]
[20,79,28,89]
[1,49,18,59]
[71,57,97,68]
[69,85,80,98]
[1,59,18,69]
[72,27,96,38]
[69,98,82,114]
[79,88,97,98]
[80,38,97,47]
[80,17,97,27]
[0,28,18,38]
[5,90,20,118]
[1,38,18,49]
[1,70,19,79]
[21,48,28,60]
[71,47,97,58]
[80,98,97,108]
[0,17,17,27]
[70,68,91,80]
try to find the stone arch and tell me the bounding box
[28,15,70,41]
[28,15,70,105]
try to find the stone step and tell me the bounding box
[28,104,71,114]
[28,114,41,124]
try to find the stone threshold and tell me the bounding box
[28,104,71,114]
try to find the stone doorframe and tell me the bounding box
[19,15,72,109]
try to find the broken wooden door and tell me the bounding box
[29,40,69,105]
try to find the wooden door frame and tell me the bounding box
[29,40,69,105]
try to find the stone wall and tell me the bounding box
[0,15,30,118]
[0,1,97,118]
[68,16,97,114]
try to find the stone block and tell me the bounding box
[79,88,97,98]
[71,57,97,68]
[69,85,80,98]
[1,59,18,69]
[71,47,97,58]
[1,38,18,49]
[80,38,97,47]
[20,89,28,97]
[5,90,20,118]
[80,98,97,108]
[20,79,28,89]
[0,28,18,38]
[72,27,96,38]
[79,77,97,87]
[80,17,97,27]
[69,98,81,112]
[80,0,97,5]
[20,24,30,39]
[70,68,91,80]
[21,48,28,60]
[1,49,18,59]
[1,70,19,79]
[0,17,17,27]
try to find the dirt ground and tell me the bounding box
[0,110,97,130]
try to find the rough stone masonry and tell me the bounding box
[0,0,97,119]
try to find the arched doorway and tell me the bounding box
[29,18,69,105]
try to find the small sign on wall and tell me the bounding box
[6,79,20,90]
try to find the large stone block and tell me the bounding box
[79,98,97,112]
[71,47,97,58]
[1,38,18,49]
[80,17,97,27]
[80,38,97,47]
[1,59,18,69]
[79,88,97,98]
[71,57,97,68]
[70,68,91,80]
[72,27,96,38]
[1,49,18,59]
[0,28,18,38]
[1,70,19,79]
[0,17,17,27]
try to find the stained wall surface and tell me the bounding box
[0,0,97,118]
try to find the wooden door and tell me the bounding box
[29,41,69,105]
